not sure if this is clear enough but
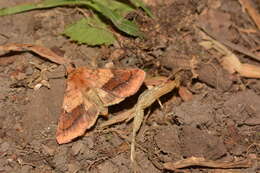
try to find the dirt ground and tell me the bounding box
[0,0,259,172]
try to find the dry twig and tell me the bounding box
[238,0,260,30]
[164,156,253,171]
[0,43,72,66]
[198,29,260,78]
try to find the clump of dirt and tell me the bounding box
[0,0,259,172]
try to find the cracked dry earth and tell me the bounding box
[0,0,259,173]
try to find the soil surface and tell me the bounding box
[0,0,259,172]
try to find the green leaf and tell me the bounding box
[0,0,143,37]
[0,4,37,16]
[64,16,116,45]
[92,1,143,37]
[95,0,134,16]
[0,0,80,16]
[129,0,153,17]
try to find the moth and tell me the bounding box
[56,67,145,144]
[0,43,145,144]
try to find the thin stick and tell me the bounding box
[164,156,253,170]
[238,0,260,30]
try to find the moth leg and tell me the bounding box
[83,89,109,117]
